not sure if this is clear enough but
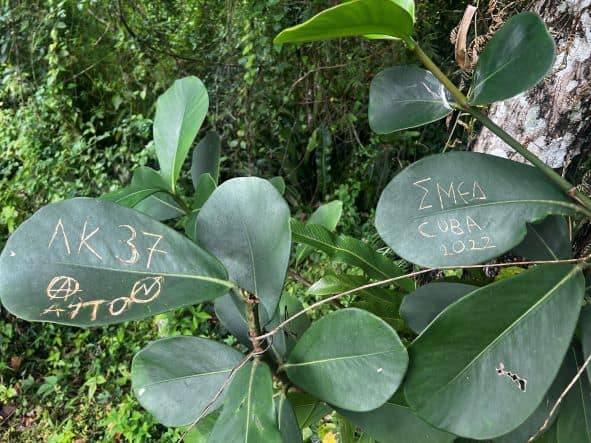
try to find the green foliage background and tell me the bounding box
[0,0,470,441]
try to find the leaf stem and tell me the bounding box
[237,288,264,355]
[406,39,591,216]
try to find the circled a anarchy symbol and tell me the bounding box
[46,276,81,301]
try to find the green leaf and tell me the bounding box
[276,393,303,443]
[131,166,171,191]
[208,360,282,443]
[296,201,343,265]
[184,413,219,443]
[291,221,412,290]
[269,176,286,195]
[285,308,408,412]
[556,347,591,442]
[192,173,216,211]
[0,198,231,326]
[582,306,591,385]
[131,336,243,427]
[102,186,160,208]
[404,264,584,439]
[375,152,577,267]
[495,351,572,443]
[287,392,332,429]
[470,12,556,105]
[309,274,403,329]
[214,293,251,348]
[512,216,571,260]
[134,192,185,221]
[197,177,291,323]
[154,76,209,191]
[369,66,454,134]
[338,400,455,443]
[274,0,415,44]
[191,131,221,187]
[399,282,477,334]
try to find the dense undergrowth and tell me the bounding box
[1,1,486,441]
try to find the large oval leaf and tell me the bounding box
[208,360,282,443]
[0,198,231,326]
[153,76,209,191]
[399,282,477,334]
[285,308,408,412]
[375,152,577,267]
[404,264,584,439]
[339,400,455,443]
[274,0,415,44]
[369,66,454,134]
[131,336,243,427]
[470,12,556,105]
[196,177,291,323]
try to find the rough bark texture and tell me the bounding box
[472,0,591,169]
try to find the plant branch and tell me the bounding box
[236,288,265,354]
[407,39,591,216]
[527,351,591,442]
[256,256,589,342]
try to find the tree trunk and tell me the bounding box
[472,0,591,170]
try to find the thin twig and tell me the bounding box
[528,351,591,442]
[256,256,589,342]
[288,269,312,288]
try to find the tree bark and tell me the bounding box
[472,0,591,170]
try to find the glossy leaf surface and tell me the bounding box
[191,131,221,187]
[274,0,415,44]
[214,293,251,348]
[208,360,282,443]
[556,347,591,442]
[512,216,571,260]
[296,200,343,265]
[131,336,243,427]
[153,76,208,190]
[376,152,577,267]
[399,282,477,333]
[287,392,332,429]
[276,393,303,443]
[369,66,453,134]
[197,177,291,323]
[404,264,584,439]
[291,220,411,290]
[495,350,571,443]
[0,198,230,326]
[470,12,555,105]
[285,308,408,412]
[339,401,454,443]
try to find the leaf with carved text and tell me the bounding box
[376,152,578,267]
[0,198,232,326]
[274,0,415,44]
[404,264,584,439]
[131,336,243,427]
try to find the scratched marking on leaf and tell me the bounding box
[496,362,527,392]
[46,276,81,301]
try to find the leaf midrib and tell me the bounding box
[137,368,233,390]
[285,349,396,368]
[423,267,578,407]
